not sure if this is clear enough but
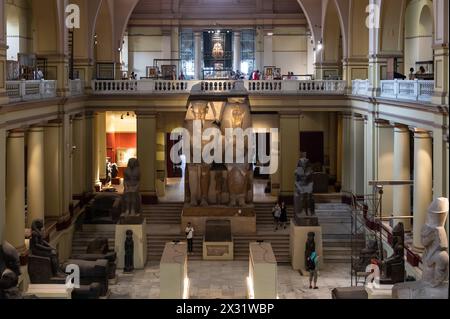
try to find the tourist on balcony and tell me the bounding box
[130,72,137,80]
[179,71,185,80]
[35,68,44,80]
[409,68,415,80]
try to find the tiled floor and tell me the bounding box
[109,261,351,299]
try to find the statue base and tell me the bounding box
[392,281,449,299]
[294,215,320,227]
[289,220,323,275]
[181,205,256,235]
[203,220,234,261]
[115,217,147,270]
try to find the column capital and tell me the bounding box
[375,119,393,128]
[7,130,25,138]
[28,126,45,133]
[412,129,433,139]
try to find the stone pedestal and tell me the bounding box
[365,283,393,299]
[203,242,234,260]
[24,284,73,299]
[290,221,323,275]
[392,281,449,299]
[160,242,189,299]
[181,206,256,235]
[115,216,147,269]
[247,242,277,299]
[203,220,234,260]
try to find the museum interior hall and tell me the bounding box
[0,0,448,300]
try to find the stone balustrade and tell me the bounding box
[90,79,348,95]
[352,79,371,97]
[6,80,57,102]
[69,79,84,96]
[380,79,434,102]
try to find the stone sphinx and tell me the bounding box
[393,198,449,299]
[0,241,21,299]
[294,153,317,226]
[123,158,141,215]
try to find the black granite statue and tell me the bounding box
[294,153,318,226]
[305,232,316,269]
[124,230,134,273]
[0,241,21,299]
[123,158,141,216]
[29,219,62,276]
[353,240,379,272]
[381,222,405,284]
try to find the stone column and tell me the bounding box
[341,113,352,192]
[194,31,202,80]
[0,128,6,241]
[27,127,45,227]
[432,0,449,105]
[0,0,7,105]
[44,122,64,218]
[5,131,25,251]
[46,54,70,97]
[353,116,365,195]
[96,112,107,182]
[392,125,412,231]
[233,31,241,72]
[263,30,273,68]
[328,112,337,177]
[343,58,369,88]
[412,130,433,250]
[72,115,85,197]
[84,112,94,192]
[375,120,394,216]
[280,114,300,197]
[364,114,375,196]
[137,112,157,202]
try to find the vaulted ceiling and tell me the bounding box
[130,0,305,20]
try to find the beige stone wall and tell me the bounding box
[5,0,33,61]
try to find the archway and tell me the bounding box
[404,0,434,76]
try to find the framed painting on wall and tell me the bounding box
[161,65,177,80]
[146,66,158,78]
[264,66,275,80]
[116,148,137,167]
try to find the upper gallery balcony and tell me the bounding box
[90,79,347,96]
[352,79,435,103]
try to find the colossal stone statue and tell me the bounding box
[123,158,141,215]
[393,198,449,299]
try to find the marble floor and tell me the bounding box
[110,261,351,299]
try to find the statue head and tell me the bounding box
[31,219,44,233]
[231,106,245,128]
[126,230,133,239]
[190,102,209,120]
[127,158,140,170]
[421,198,449,250]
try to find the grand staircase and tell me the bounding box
[72,200,359,265]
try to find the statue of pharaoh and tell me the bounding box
[123,158,141,215]
[294,153,316,225]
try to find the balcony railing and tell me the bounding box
[69,79,84,96]
[91,79,348,95]
[380,79,434,102]
[6,80,57,102]
[352,79,371,97]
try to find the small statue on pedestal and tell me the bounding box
[294,153,318,226]
[123,158,141,216]
[0,241,21,299]
[393,198,449,299]
[124,230,134,273]
[380,223,405,284]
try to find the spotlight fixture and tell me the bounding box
[317,39,323,51]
